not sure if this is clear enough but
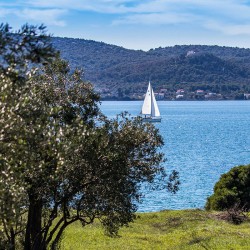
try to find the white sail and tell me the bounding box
[151,87,161,117]
[141,82,152,115]
[141,81,160,117]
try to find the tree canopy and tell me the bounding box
[205,164,250,211]
[0,24,179,250]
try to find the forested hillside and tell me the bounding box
[52,37,250,100]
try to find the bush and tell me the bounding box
[206,164,250,211]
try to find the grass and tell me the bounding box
[60,209,250,250]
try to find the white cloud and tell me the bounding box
[5,0,250,16]
[17,8,67,26]
[21,0,133,13]
[0,8,10,17]
[0,6,67,27]
[2,0,250,35]
[113,12,196,25]
[110,0,250,36]
[22,0,250,16]
[205,20,250,36]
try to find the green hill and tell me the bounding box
[52,37,250,99]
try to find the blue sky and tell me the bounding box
[1,0,250,51]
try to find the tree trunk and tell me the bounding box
[10,228,16,250]
[24,193,44,250]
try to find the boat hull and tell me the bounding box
[142,117,162,123]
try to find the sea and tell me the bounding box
[99,101,250,212]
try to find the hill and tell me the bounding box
[52,37,250,100]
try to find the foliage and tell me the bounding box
[0,24,178,250]
[60,209,250,250]
[0,23,56,81]
[205,164,250,211]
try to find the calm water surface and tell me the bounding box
[99,101,250,212]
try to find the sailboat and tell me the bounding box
[141,81,161,122]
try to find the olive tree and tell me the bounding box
[0,23,57,249]
[0,24,179,250]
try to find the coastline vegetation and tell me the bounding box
[206,164,250,212]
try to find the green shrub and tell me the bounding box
[206,164,250,211]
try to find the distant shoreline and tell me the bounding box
[100,98,250,101]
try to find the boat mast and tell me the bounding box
[150,81,153,117]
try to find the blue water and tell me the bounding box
[99,101,250,212]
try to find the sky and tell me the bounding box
[1,0,250,51]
